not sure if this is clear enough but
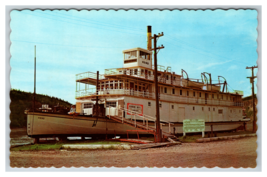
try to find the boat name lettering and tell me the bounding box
[142,61,149,65]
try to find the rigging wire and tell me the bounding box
[11,39,134,49]
[162,35,251,65]
[21,11,146,36]
[50,11,144,32]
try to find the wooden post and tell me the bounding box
[152,32,164,143]
[143,115,145,125]
[96,71,99,117]
[134,115,136,127]
[122,110,124,123]
[109,107,110,118]
[213,124,215,137]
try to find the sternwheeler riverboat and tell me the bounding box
[26,26,248,140]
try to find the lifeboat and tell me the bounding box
[187,80,205,89]
[206,84,221,92]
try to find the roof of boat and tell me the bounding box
[122,47,152,53]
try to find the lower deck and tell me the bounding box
[76,96,244,123]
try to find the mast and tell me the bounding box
[33,45,36,112]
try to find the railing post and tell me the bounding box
[146,119,148,129]
[109,107,110,119]
[143,115,144,125]
[169,123,171,133]
[122,110,124,123]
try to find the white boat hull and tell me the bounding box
[27,112,245,137]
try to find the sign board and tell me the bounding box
[127,103,143,116]
[183,119,205,137]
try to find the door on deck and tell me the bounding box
[178,107,185,122]
[130,82,134,95]
[205,93,208,104]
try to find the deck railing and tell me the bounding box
[104,68,183,86]
[76,89,243,107]
[76,71,105,80]
[106,106,173,134]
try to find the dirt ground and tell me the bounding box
[9,136,257,168]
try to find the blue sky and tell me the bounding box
[10,9,258,104]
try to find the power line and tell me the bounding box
[21,12,145,36]
[162,35,251,65]
[11,39,137,49]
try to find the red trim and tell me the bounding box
[127,103,143,116]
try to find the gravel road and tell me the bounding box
[9,136,257,168]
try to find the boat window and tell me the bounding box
[172,88,175,94]
[199,92,201,97]
[212,94,214,98]
[148,102,151,106]
[218,109,223,114]
[193,92,195,97]
[187,91,189,96]
[106,102,116,107]
[172,105,174,109]
[180,90,182,95]
[213,108,215,111]
[174,76,176,80]
[209,107,210,111]
[166,75,169,80]
[193,106,195,110]
[84,103,93,108]
[164,87,167,93]
[134,69,138,75]
[159,103,162,107]
[124,51,137,59]
[140,51,150,60]
[124,59,137,64]
[202,107,204,111]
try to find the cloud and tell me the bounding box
[238,80,246,84]
[196,60,232,70]
[227,65,238,71]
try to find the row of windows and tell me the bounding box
[147,101,241,113]
[164,88,234,100]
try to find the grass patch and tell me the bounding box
[178,135,202,143]
[11,143,63,151]
[10,140,128,151]
[177,130,255,143]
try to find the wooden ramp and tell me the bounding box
[109,115,180,143]
[131,142,181,150]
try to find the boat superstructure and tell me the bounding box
[26,26,247,139]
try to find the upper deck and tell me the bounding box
[74,47,243,107]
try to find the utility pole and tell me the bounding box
[33,45,36,112]
[246,65,258,133]
[151,32,164,142]
[96,71,99,117]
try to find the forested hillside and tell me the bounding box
[9,89,72,128]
